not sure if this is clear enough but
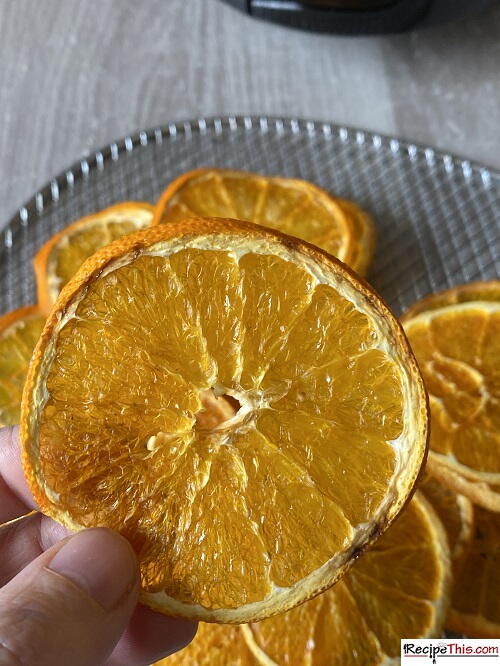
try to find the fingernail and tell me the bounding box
[48,528,138,610]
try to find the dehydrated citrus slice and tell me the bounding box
[447,505,500,637]
[34,201,153,311]
[403,294,500,511]
[153,168,359,271]
[419,472,474,575]
[242,492,450,666]
[0,306,45,426]
[336,198,376,276]
[22,217,428,622]
[402,280,500,322]
[154,623,256,665]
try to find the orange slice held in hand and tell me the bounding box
[153,168,376,275]
[242,493,451,666]
[402,281,500,512]
[21,217,427,622]
[0,306,45,427]
[34,201,154,311]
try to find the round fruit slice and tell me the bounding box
[402,280,500,322]
[153,623,256,666]
[153,168,359,271]
[242,492,451,666]
[447,505,500,637]
[22,217,428,622]
[34,201,154,311]
[419,472,474,575]
[403,297,500,511]
[0,306,45,426]
[336,198,376,276]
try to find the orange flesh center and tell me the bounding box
[195,390,239,431]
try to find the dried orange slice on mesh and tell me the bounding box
[419,472,474,575]
[336,197,376,276]
[402,280,500,321]
[403,285,500,511]
[447,505,500,637]
[153,168,364,271]
[21,217,427,622]
[154,623,256,666]
[34,201,153,311]
[0,306,45,426]
[242,493,450,666]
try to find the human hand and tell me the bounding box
[0,426,197,666]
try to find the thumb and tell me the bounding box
[0,527,139,666]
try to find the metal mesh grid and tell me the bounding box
[1,116,499,316]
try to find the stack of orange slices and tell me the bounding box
[403,281,500,639]
[0,166,498,663]
[153,168,376,277]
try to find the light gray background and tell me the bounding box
[1,0,499,228]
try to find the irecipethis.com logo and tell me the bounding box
[401,639,500,665]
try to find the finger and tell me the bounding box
[0,527,139,666]
[0,516,197,665]
[0,512,69,586]
[106,604,197,665]
[0,425,37,522]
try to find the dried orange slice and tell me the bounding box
[0,306,45,426]
[403,289,500,511]
[22,217,428,622]
[154,623,256,665]
[336,198,376,276]
[34,201,153,311]
[447,505,500,637]
[153,168,361,271]
[419,472,474,575]
[242,492,450,666]
[402,280,500,321]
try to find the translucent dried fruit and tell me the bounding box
[22,217,428,622]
